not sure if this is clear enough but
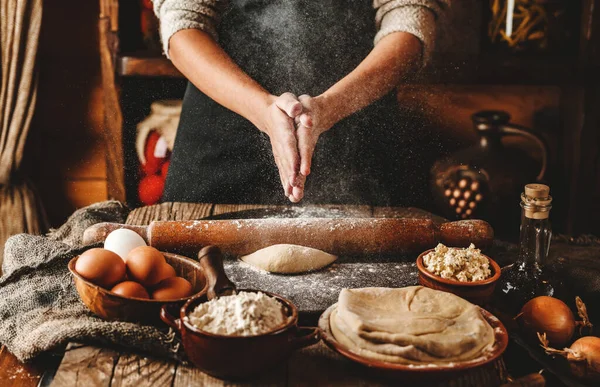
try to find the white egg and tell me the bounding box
[104,228,147,261]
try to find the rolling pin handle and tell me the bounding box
[198,246,236,300]
[438,220,494,249]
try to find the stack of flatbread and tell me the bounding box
[330,286,495,365]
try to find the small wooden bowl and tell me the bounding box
[319,303,508,382]
[416,249,501,306]
[68,252,207,325]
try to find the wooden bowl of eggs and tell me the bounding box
[68,230,207,325]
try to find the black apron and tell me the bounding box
[163,0,431,207]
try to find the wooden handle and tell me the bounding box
[439,220,494,248]
[198,246,236,299]
[148,218,493,256]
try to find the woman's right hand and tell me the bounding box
[258,93,305,203]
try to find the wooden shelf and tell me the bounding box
[416,53,581,85]
[117,51,581,85]
[118,52,182,77]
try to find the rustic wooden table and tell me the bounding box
[2,202,583,387]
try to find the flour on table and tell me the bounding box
[240,244,338,274]
[185,291,287,336]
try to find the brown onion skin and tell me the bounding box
[520,296,575,348]
[568,336,600,382]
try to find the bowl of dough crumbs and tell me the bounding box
[160,289,320,379]
[416,243,501,306]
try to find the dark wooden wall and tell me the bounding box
[25,0,108,226]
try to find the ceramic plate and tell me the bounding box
[318,303,508,381]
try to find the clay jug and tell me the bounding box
[430,110,548,239]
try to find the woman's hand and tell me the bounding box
[295,94,336,177]
[258,93,305,202]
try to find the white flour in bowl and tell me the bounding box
[185,291,287,336]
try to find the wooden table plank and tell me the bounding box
[50,343,119,387]
[126,202,215,225]
[111,352,177,387]
[288,342,506,387]
[0,345,44,387]
[129,203,442,223]
[126,202,175,225]
[174,362,286,387]
[169,202,214,221]
[212,203,283,216]
[50,341,508,387]
[213,204,373,218]
[287,342,388,387]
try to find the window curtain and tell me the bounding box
[0,0,47,267]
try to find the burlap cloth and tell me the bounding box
[0,201,183,362]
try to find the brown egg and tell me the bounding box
[126,246,176,287]
[75,248,126,288]
[111,281,149,299]
[151,277,193,300]
[155,262,176,281]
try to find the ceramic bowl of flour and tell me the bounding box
[160,246,321,380]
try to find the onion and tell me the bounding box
[539,334,600,382]
[519,296,576,347]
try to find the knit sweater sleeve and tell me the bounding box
[373,0,450,64]
[152,0,228,58]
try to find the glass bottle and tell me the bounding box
[494,183,565,316]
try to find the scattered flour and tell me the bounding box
[185,291,287,336]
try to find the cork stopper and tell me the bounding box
[521,184,552,219]
[524,184,550,199]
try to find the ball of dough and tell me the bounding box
[240,244,337,274]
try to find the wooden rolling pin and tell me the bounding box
[83,218,493,256]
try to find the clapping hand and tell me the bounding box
[264,93,334,203]
[261,93,304,202]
